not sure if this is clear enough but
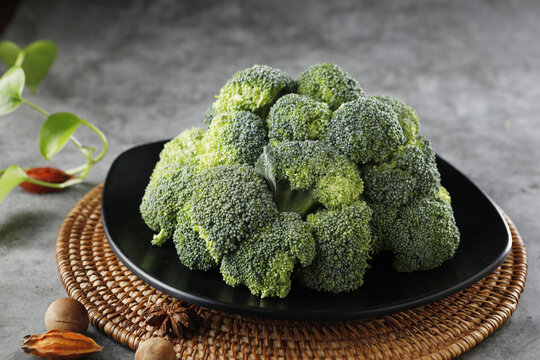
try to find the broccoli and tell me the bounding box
[270,141,364,209]
[297,63,365,110]
[198,111,268,169]
[140,62,461,298]
[220,212,316,298]
[140,128,205,246]
[373,95,419,143]
[186,164,278,261]
[206,64,296,123]
[362,135,440,206]
[323,97,406,164]
[173,207,218,271]
[387,188,460,272]
[368,202,399,253]
[296,201,373,293]
[266,93,331,145]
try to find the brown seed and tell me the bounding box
[45,297,89,334]
[135,337,176,360]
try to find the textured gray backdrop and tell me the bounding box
[1,0,538,359]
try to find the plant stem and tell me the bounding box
[14,51,25,67]
[21,98,49,117]
[83,120,108,162]
[25,176,83,189]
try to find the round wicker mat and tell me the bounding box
[56,184,527,359]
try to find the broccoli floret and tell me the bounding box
[203,105,216,127]
[369,202,399,253]
[323,97,406,164]
[198,111,268,169]
[266,93,331,145]
[173,207,218,271]
[385,188,460,272]
[362,136,440,206]
[296,201,373,293]
[271,141,364,209]
[140,128,205,246]
[220,212,316,298]
[187,164,278,261]
[373,95,419,143]
[208,65,296,121]
[297,63,365,111]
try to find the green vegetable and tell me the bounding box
[387,189,460,272]
[297,62,365,110]
[266,93,331,145]
[140,128,204,245]
[140,62,460,298]
[185,164,278,261]
[198,111,268,169]
[323,97,406,164]
[296,201,373,293]
[220,212,315,298]
[0,40,107,204]
[362,135,440,207]
[206,64,296,123]
[173,207,218,271]
[272,140,364,209]
[373,95,419,143]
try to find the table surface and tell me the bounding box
[1,0,538,359]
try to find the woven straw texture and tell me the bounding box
[56,184,527,360]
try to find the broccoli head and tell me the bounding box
[373,95,419,143]
[270,141,364,209]
[388,188,460,272]
[198,111,268,169]
[207,64,296,121]
[266,93,331,145]
[296,201,373,293]
[186,164,278,261]
[297,62,365,110]
[173,207,218,271]
[323,97,406,164]
[362,135,440,206]
[220,212,316,298]
[369,202,399,253]
[140,128,205,246]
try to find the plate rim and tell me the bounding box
[101,140,512,321]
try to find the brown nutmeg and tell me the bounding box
[45,297,89,334]
[135,338,176,360]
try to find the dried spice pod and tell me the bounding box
[143,302,201,339]
[21,330,102,359]
[19,167,72,194]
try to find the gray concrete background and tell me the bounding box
[0,0,538,358]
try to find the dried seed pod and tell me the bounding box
[135,337,176,360]
[21,330,103,359]
[45,297,89,333]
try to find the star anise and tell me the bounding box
[142,302,201,339]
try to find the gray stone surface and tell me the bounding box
[0,0,538,358]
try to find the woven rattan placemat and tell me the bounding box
[56,184,527,359]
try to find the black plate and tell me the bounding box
[102,140,511,321]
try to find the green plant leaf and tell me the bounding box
[40,112,83,160]
[0,41,22,67]
[0,165,28,203]
[0,66,25,116]
[22,40,57,93]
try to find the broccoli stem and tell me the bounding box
[273,180,319,217]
